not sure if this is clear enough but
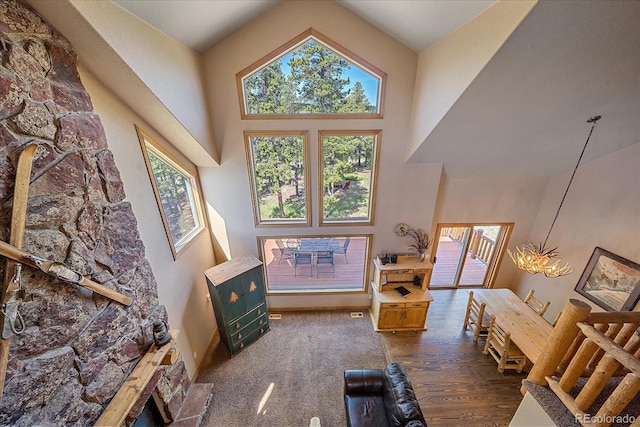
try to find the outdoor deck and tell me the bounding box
[430,236,488,287]
[263,237,367,291]
[263,235,488,292]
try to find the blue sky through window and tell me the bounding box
[278,50,379,105]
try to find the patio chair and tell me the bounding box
[333,238,350,263]
[275,239,294,264]
[294,251,313,277]
[316,250,334,277]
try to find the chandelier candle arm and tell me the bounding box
[508,115,601,278]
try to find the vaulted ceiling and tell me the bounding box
[36,0,640,180]
[111,0,640,179]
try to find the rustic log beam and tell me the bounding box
[95,329,180,427]
[523,299,592,395]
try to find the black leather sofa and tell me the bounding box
[344,363,426,427]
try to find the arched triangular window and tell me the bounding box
[237,29,386,119]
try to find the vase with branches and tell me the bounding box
[407,227,432,262]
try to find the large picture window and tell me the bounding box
[136,126,206,259]
[319,130,380,225]
[237,29,386,119]
[244,131,311,226]
[258,235,372,293]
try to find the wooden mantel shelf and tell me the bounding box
[95,329,180,427]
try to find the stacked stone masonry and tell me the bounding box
[0,1,189,425]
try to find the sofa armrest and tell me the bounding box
[344,369,384,395]
[383,363,426,426]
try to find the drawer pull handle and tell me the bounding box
[240,343,244,349]
[238,333,242,339]
[259,319,263,325]
[257,309,261,315]
[260,328,264,334]
[236,322,240,329]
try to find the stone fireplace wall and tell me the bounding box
[0,1,188,424]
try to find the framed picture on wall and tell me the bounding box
[575,247,640,311]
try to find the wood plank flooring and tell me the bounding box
[381,288,527,427]
[431,238,489,287]
[263,237,367,291]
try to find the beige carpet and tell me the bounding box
[196,310,389,427]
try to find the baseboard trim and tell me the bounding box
[268,305,371,312]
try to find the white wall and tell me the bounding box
[28,0,218,167]
[200,0,442,309]
[406,0,536,161]
[511,142,640,322]
[434,175,549,287]
[80,66,217,379]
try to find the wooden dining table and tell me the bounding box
[472,288,553,364]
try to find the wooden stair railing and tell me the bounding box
[523,300,640,427]
[546,322,640,426]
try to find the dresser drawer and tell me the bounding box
[406,301,429,308]
[230,313,269,346]
[391,269,414,275]
[228,303,266,331]
[380,302,406,309]
[232,321,269,353]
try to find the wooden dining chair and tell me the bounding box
[524,289,551,316]
[551,311,562,327]
[463,291,491,343]
[483,314,528,373]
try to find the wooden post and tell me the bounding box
[469,229,483,259]
[522,299,592,394]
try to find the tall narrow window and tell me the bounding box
[237,29,386,119]
[244,131,311,226]
[137,126,206,259]
[319,130,380,225]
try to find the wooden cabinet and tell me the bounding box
[370,256,434,332]
[204,254,269,356]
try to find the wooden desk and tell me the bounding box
[370,257,434,331]
[472,288,553,364]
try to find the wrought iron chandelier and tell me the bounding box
[508,115,601,278]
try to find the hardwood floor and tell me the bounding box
[381,288,527,427]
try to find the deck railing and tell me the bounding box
[524,299,640,426]
[442,228,495,266]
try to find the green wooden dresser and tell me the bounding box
[204,254,269,356]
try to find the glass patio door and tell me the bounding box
[429,223,512,288]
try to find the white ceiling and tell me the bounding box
[113,0,497,53]
[110,0,640,179]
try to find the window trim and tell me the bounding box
[244,130,312,227]
[236,28,387,120]
[318,130,381,226]
[136,125,207,259]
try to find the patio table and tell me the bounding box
[298,238,340,253]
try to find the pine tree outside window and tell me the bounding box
[136,126,206,258]
[319,130,380,225]
[237,29,385,119]
[244,131,311,226]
